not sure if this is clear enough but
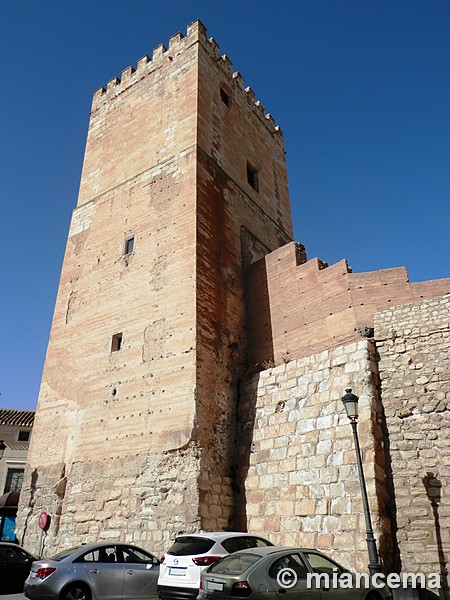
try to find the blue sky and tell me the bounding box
[1,1,449,411]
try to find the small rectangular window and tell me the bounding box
[125,236,135,255]
[111,333,123,352]
[4,468,24,493]
[247,163,259,192]
[18,431,30,442]
[220,88,230,107]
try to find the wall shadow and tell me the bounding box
[20,468,39,545]
[231,378,257,531]
[376,394,402,574]
[241,231,274,371]
[232,235,275,530]
[372,345,402,574]
[422,472,449,600]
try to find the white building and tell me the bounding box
[0,408,34,540]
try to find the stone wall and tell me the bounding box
[16,442,234,556]
[238,294,450,579]
[236,340,396,573]
[375,294,450,582]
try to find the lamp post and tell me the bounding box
[341,388,382,576]
[0,440,6,461]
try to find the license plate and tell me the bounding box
[205,581,224,591]
[168,567,186,576]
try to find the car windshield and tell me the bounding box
[167,537,215,556]
[49,546,82,561]
[208,553,262,575]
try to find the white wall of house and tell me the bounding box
[0,418,33,495]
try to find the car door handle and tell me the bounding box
[90,569,99,574]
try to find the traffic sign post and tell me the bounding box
[38,511,50,557]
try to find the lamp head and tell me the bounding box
[342,388,359,422]
[0,440,6,460]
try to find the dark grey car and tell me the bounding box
[0,542,37,594]
[199,546,393,600]
[24,542,160,600]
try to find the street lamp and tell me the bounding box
[0,440,6,460]
[341,388,382,576]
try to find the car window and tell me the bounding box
[0,546,30,563]
[268,554,309,580]
[208,552,262,575]
[221,536,272,553]
[77,549,102,563]
[77,546,118,563]
[120,546,158,564]
[253,538,273,548]
[167,536,214,556]
[0,547,10,562]
[303,552,345,576]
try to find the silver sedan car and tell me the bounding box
[199,546,393,600]
[24,542,160,600]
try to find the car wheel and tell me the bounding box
[59,583,91,600]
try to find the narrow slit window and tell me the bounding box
[111,333,123,352]
[247,163,259,192]
[220,87,230,107]
[124,236,135,255]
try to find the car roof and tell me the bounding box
[212,546,350,569]
[54,541,148,551]
[0,542,37,557]
[41,541,153,561]
[234,545,290,555]
[0,541,22,546]
[175,532,270,541]
[215,546,315,557]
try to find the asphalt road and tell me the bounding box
[0,595,26,600]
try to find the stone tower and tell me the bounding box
[17,20,293,552]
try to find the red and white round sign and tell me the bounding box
[38,511,49,530]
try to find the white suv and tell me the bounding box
[157,531,273,600]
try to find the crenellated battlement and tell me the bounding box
[91,20,282,137]
[246,242,450,367]
[92,20,206,106]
